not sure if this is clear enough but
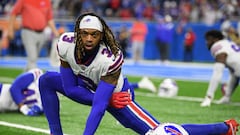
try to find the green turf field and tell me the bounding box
[0,67,239,135]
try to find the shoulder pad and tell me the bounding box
[57,32,75,60]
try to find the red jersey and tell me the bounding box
[10,0,53,31]
[184,31,196,46]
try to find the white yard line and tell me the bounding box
[136,92,240,106]
[0,121,69,135]
[0,121,50,134]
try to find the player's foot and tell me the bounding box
[138,77,156,92]
[216,96,230,104]
[200,96,212,107]
[223,119,239,135]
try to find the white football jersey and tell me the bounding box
[210,39,240,77]
[58,32,124,92]
[0,68,43,112]
[0,84,18,112]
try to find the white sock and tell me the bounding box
[19,105,29,115]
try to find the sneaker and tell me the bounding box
[216,96,230,104]
[138,77,157,93]
[223,119,239,135]
[200,96,212,107]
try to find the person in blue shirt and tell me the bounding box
[155,15,174,64]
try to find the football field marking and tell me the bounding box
[136,92,240,106]
[0,121,70,135]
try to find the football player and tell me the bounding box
[201,30,240,107]
[0,67,153,117]
[0,68,43,116]
[39,12,239,135]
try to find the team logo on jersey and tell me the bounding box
[164,125,184,135]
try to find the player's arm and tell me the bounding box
[60,61,130,106]
[60,60,93,105]
[83,69,121,135]
[10,72,34,106]
[206,53,227,96]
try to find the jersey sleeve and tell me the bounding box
[57,32,75,61]
[211,40,229,58]
[101,49,124,76]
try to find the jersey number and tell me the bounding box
[101,48,112,57]
[62,35,74,43]
[231,44,240,52]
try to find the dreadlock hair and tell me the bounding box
[74,12,121,60]
[205,30,224,40]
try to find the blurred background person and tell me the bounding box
[219,25,240,104]
[117,25,129,58]
[183,27,196,62]
[130,16,148,64]
[7,0,59,71]
[200,30,240,107]
[155,14,174,64]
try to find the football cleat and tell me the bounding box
[223,119,239,135]
[138,77,157,93]
[216,96,230,104]
[200,96,212,107]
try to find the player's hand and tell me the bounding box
[109,91,131,109]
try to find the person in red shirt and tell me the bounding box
[130,17,148,63]
[8,0,59,71]
[183,27,196,62]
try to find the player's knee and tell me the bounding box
[39,72,54,88]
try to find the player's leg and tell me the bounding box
[109,103,238,135]
[107,81,238,135]
[39,71,94,134]
[39,71,65,135]
[182,119,239,135]
[182,123,228,135]
[107,100,160,135]
[217,75,239,104]
[107,78,159,134]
